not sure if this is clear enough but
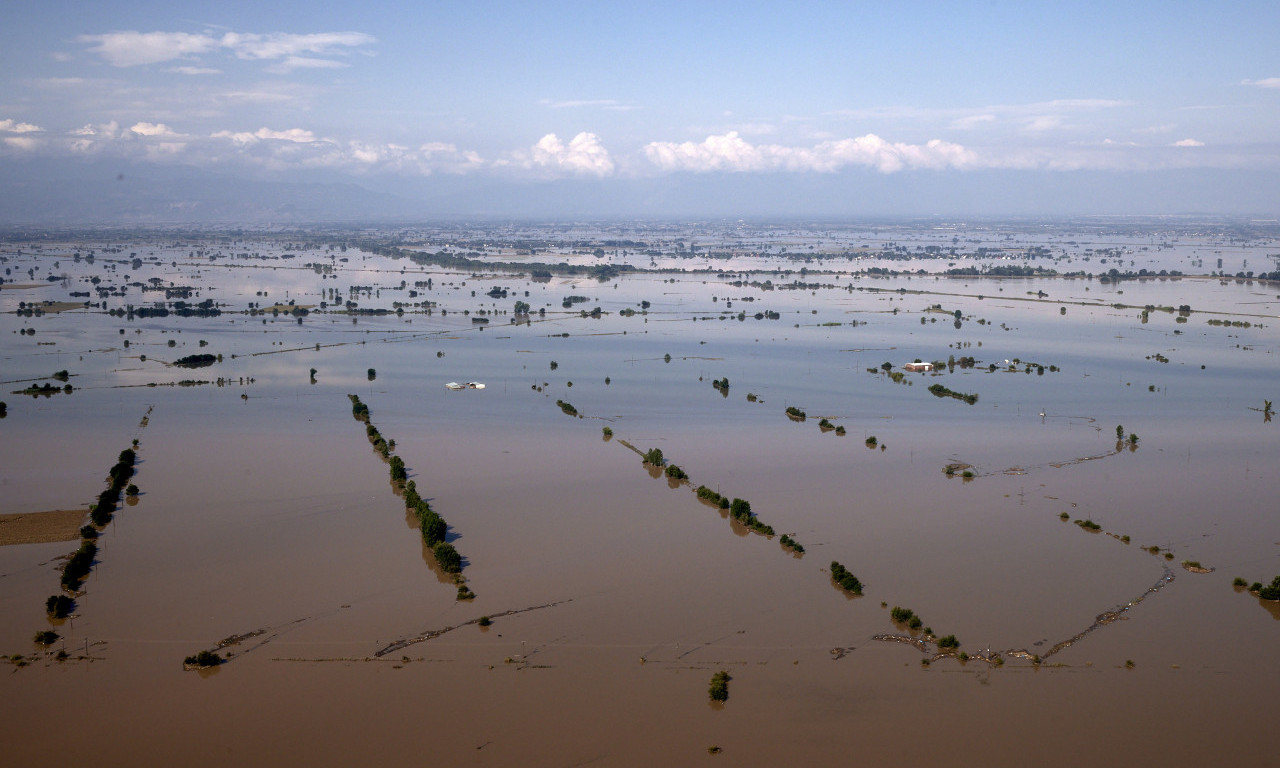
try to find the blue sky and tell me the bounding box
[2,1,1279,216]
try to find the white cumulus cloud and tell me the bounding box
[130,122,176,137]
[1173,138,1205,147]
[0,119,43,133]
[1,119,44,151]
[212,127,322,145]
[524,132,615,176]
[643,132,975,174]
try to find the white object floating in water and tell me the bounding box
[445,382,464,390]
[445,381,485,390]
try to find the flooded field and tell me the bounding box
[2,223,1278,766]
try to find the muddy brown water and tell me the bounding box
[1,238,1277,766]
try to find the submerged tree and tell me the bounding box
[830,561,863,595]
[433,541,462,573]
[708,670,731,702]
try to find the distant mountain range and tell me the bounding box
[0,159,420,225]
[2,157,1277,225]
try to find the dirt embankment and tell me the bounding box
[0,509,85,546]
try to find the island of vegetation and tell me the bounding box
[708,670,731,702]
[830,561,863,595]
[928,383,979,405]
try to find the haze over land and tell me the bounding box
[3,2,1280,221]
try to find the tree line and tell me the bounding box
[348,395,472,600]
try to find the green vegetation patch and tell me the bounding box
[708,670,731,702]
[173,354,217,368]
[928,383,978,405]
[183,650,222,669]
[830,561,862,595]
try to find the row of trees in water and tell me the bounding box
[349,395,471,599]
[41,442,142,650]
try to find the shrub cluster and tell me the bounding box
[779,534,805,554]
[928,383,978,405]
[696,485,731,509]
[642,447,664,467]
[46,594,74,619]
[708,670,731,702]
[15,382,72,397]
[183,650,222,668]
[173,354,217,368]
[91,448,137,527]
[830,561,862,595]
[365,422,391,458]
[890,606,923,630]
[695,486,776,536]
[664,464,688,480]
[389,455,407,483]
[729,498,774,536]
[61,541,97,590]
[785,405,806,420]
[1248,575,1280,600]
[404,481,447,548]
[556,399,578,416]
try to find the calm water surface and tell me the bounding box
[1,238,1277,766]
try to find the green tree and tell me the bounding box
[708,670,730,702]
[46,594,74,618]
[183,650,222,668]
[420,511,447,546]
[830,561,863,595]
[433,541,463,573]
[389,456,407,484]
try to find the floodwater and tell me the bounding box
[1,231,1278,767]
